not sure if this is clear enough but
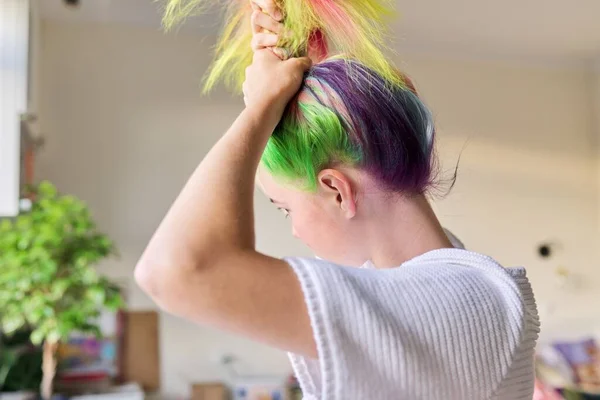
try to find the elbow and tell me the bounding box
[134,259,161,300]
[134,253,205,315]
[134,257,180,313]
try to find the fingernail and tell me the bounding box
[273,9,283,20]
[271,48,283,60]
[273,47,290,60]
[282,28,293,40]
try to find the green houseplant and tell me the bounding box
[0,181,124,399]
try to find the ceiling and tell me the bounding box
[40,0,600,67]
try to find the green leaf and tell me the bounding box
[2,315,26,335]
[51,279,70,298]
[15,215,33,229]
[0,218,13,232]
[81,268,98,284]
[25,308,45,325]
[105,292,124,310]
[60,195,76,207]
[46,330,61,343]
[38,181,58,198]
[43,305,55,317]
[30,329,45,345]
[16,277,32,291]
[16,235,32,250]
[86,286,106,304]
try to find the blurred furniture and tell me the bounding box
[122,311,160,392]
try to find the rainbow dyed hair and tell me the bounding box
[162,0,437,194]
[161,0,401,92]
[262,59,437,193]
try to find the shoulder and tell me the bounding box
[286,250,532,329]
[288,249,521,292]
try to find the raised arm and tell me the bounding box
[134,49,317,357]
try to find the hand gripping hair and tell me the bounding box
[161,0,402,92]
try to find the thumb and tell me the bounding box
[291,56,313,72]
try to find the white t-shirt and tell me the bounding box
[286,248,540,400]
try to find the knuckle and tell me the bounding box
[255,10,265,22]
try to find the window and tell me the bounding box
[0,0,30,216]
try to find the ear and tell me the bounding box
[317,169,357,219]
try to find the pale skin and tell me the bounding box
[135,0,452,359]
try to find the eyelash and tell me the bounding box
[278,208,290,218]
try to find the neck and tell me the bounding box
[360,192,452,268]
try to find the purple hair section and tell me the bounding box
[306,60,436,193]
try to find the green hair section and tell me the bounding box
[261,102,362,191]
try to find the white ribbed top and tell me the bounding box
[286,249,540,400]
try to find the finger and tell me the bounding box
[251,9,283,34]
[271,47,290,60]
[251,0,283,21]
[251,33,279,51]
[251,10,269,35]
[251,10,261,34]
[253,47,281,63]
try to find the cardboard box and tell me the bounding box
[191,383,228,400]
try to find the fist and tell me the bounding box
[242,49,312,113]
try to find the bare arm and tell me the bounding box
[134,51,317,357]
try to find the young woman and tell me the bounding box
[136,1,540,398]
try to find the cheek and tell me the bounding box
[291,208,330,246]
[290,203,360,265]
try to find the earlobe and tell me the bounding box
[318,169,357,219]
[342,196,357,219]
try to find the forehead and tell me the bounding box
[256,167,294,202]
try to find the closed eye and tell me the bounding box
[277,208,290,218]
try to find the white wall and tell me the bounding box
[29,0,43,115]
[38,21,600,397]
[594,67,600,229]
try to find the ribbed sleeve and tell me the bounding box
[286,249,539,400]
